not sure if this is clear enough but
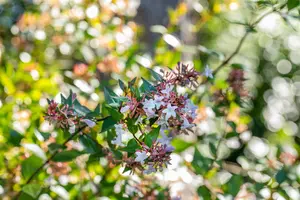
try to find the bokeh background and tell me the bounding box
[1,0,300,199]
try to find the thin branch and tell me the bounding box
[15,116,109,199]
[203,3,287,81]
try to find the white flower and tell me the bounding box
[114,124,124,132]
[204,65,213,78]
[153,95,165,109]
[144,108,156,119]
[143,99,156,110]
[69,125,76,134]
[157,117,168,130]
[183,99,198,119]
[111,124,126,146]
[162,104,178,120]
[143,165,156,174]
[161,84,174,97]
[111,133,124,146]
[135,151,148,164]
[120,105,130,113]
[181,117,194,129]
[68,120,76,133]
[157,132,172,146]
[82,119,96,128]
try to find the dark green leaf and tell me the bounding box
[48,143,64,153]
[52,150,84,162]
[144,126,160,147]
[104,87,117,105]
[148,68,163,81]
[226,175,243,196]
[225,132,238,139]
[127,118,138,134]
[79,134,102,154]
[60,94,67,104]
[8,130,23,146]
[275,168,287,184]
[112,149,123,160]
[121,139,140,153]
[73,99,91,116]
[22,184,42,198]
[101,116,118,133]
[105,106,123,121]
[86,104,101,118]
[140,78,156,93]
[288,0,299,10]
[88,151,106,163]
[197,186,211,200]
[118,79,126,91]
[192,147,212,175]
[209,142,217,157]
[21,155,43,180]
[66,90,74,106]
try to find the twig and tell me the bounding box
[15,116,109,199]
[203,3,287,82]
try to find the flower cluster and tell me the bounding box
[44,94,96,133]
[44,99,78,133]
[111,62,200,174]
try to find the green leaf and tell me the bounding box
[79,134,102,154]
[86,104,101,118]
[172,138,193,153]
[144,127,160,147]
[88,152,106,163]
[192,147,212,175]
[104,87,128,107]
[118,79,126,91]
[127,118,138,134]
[19,192,35,200]
[112,149,123,160]
[73,99,91,116]
[60,94,67,104]
[48,143,64,153]
[22,184,42,198]
[129,85,141,99]
[226,175,243,196]
[148,68,163,81]
[105,106,123,121]
[120,139,140,153]
[101,116,118,133]
[52,150,84,162]
[8,129,23,146]
[288,0,299,10]
[21,155,43,180]
[227,121,236,131]
[231,63,245,69]
[66,90,74,106]
[140,78,156,93]
[197,186,211,200]
[209,142,217,158]
[40,132,51,140]
[128,77,137,87]
[275,168,287,184]
[225,132,238,139]
[104,87,118,105]
[122,166,132,173]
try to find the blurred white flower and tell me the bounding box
[162,104,177,120]
[135,151,148,164]
[82,119,96,128]
[204,65,213,78]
